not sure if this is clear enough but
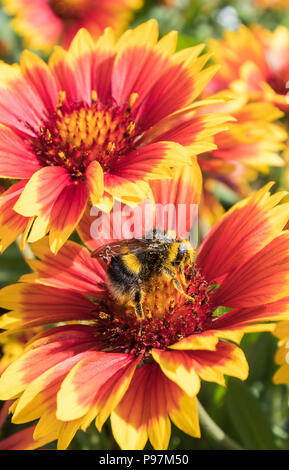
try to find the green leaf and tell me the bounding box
[241,332,278,384]
[226,379,279,450]
[0,242,31,288]
[176,33,200,51]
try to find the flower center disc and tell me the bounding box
[94,264,215,357]
[31,94,138,178]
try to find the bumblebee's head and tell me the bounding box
[168,239,195,267]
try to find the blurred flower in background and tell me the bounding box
[273,321,289,385]
[254,0,289,10]
[209,25,289,111]
[3,0,143,51]
[0,19,232,255]
[0,331,32,376]
[197,91,287,229]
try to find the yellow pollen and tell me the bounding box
[126,121,136,135]
[128,92,139,111]
[57,90,66,109]
[33,98,138,176]
[58,151,66,161]
[91,90,98,102]
[141,274,187,320]
[99,312,110,320]
[106,142,116,154]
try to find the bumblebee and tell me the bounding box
[91,229,194,318]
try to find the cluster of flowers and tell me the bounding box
[1,0,289,451]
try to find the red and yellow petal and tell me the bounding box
[93,355,141,432]
[148,112,232,155]
[0,425,57,450]
[76,198,116,252]
[0,181,32,253]
[197,184,289,284]
[56,352,139,423]
[0,325,98,401]
[10,352,95,434]
[0,126,41,179]
[212,299,289,332]
[213,231,289,308]
[49,180,88,254]
[169,330,219,351]
[91,28,116,102]
[64,29,96,105]
[12,167,89,253]
[110,141,192,183]
[49,46,81,104]
[111,363,200,450]
[185,341,249,385]
[152,349,201,397]
[136,57,219,130]
[0,283,96,331]
[112,20,172,107]
[26,237,106,295]
[13,166,71,218]
[164,377,200,441]
[20,49,59,114]
[85,161,104,206]
[0,64,47,137]
[153,341,248,391]
[103,173,152,203]
[149,162,202,239]
[111,365,150,450]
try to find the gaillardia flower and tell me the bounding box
[1,168,289,450]
[0,20,230,254]
[197,92,287,227]
[3,0,143,51]
[208,25,289,111]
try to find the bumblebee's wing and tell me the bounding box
[91,238,151,258]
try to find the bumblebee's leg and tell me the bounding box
[174,261,186,284]
[171,253,192,284]
[163,266,193,302]
[133,285,144,319]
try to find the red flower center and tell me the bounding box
[30,92,139,178]
[49,0,92,21]
[93,264,216,358]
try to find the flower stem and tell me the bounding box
[197,399,244,450]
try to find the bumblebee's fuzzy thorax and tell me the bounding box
[103,236,195,317]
